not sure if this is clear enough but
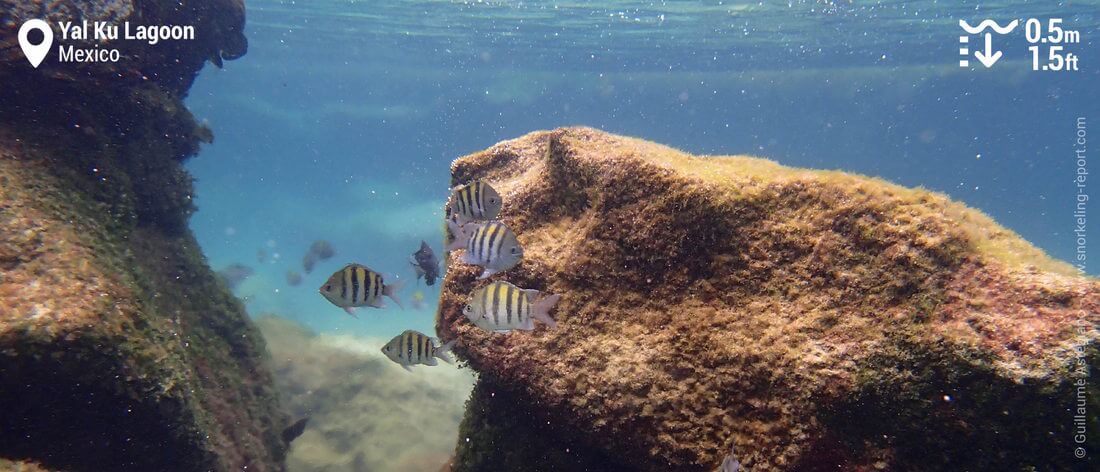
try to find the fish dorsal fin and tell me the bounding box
[347,262,377,274]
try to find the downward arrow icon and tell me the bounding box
[973,33,1002,68]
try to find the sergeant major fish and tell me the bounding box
[381,330,455,372]
[463,281,561,332]
[446,220,523,279]
[409,240,440,286]
[448,180,502,224]
[319,263,403,317]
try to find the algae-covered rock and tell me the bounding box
[0,1,284,471]
[438,127,1099,471]
[0,137,287,470]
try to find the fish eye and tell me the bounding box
[510,247,519,254]
[463,305,472,313]
[489,197,497,203]
[325,285,332,291]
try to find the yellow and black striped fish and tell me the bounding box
[448,180,502,224]
[463,281,561,333]
[446,220,523,279]
[319,263,403,317]
[381,330,455,371]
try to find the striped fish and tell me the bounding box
[381,330,455,372]
[463,281,561,333]
[319,263,404,317]
[448,180,502,224]
[446,220,524,279]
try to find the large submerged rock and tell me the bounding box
[438,128,1099,471]
[0,1,286,471]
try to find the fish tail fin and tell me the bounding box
[449,211,472,227]
[435,339,456,364]
[531,293,561,329]
[446,219,469,252]
[384,280,405,309]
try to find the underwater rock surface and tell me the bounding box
[438,127,1100,471]
[0,1,282,471]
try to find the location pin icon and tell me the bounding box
[18,19,53,69]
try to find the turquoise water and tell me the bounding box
[181,2,1098,468]
[187,0,1098,337]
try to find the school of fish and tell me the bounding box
[306,179,561,372]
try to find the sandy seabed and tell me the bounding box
[257,316,475,472]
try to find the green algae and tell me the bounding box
[452,375,630,472]
[0,74,286,471]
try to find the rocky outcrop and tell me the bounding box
[438,128,1100,471]
[0,2,286,471]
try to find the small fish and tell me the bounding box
[448,180,502,224]
[381,330,455,372]
[309,240,336,260]
[411,290,426,310]
[302,252,318,274]
[716,444,740,472]
[446,220,523,279]
[281,417,310,444]
[410,240,440,286]
[463,281,560,332]
[256,249,267,264]
[285,270,303,287]
[217,263,254,290]
[195,121,215,144]
[319,263,404,317]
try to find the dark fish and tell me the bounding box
[309,240,336,260]
[302,252,318,274]
[216,263,253,290]
[286,270,303,287]
[409,240,440,286]
[195,121,214,144]
[282,417,310,444]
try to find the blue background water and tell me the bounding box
[185,0,1100,337]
